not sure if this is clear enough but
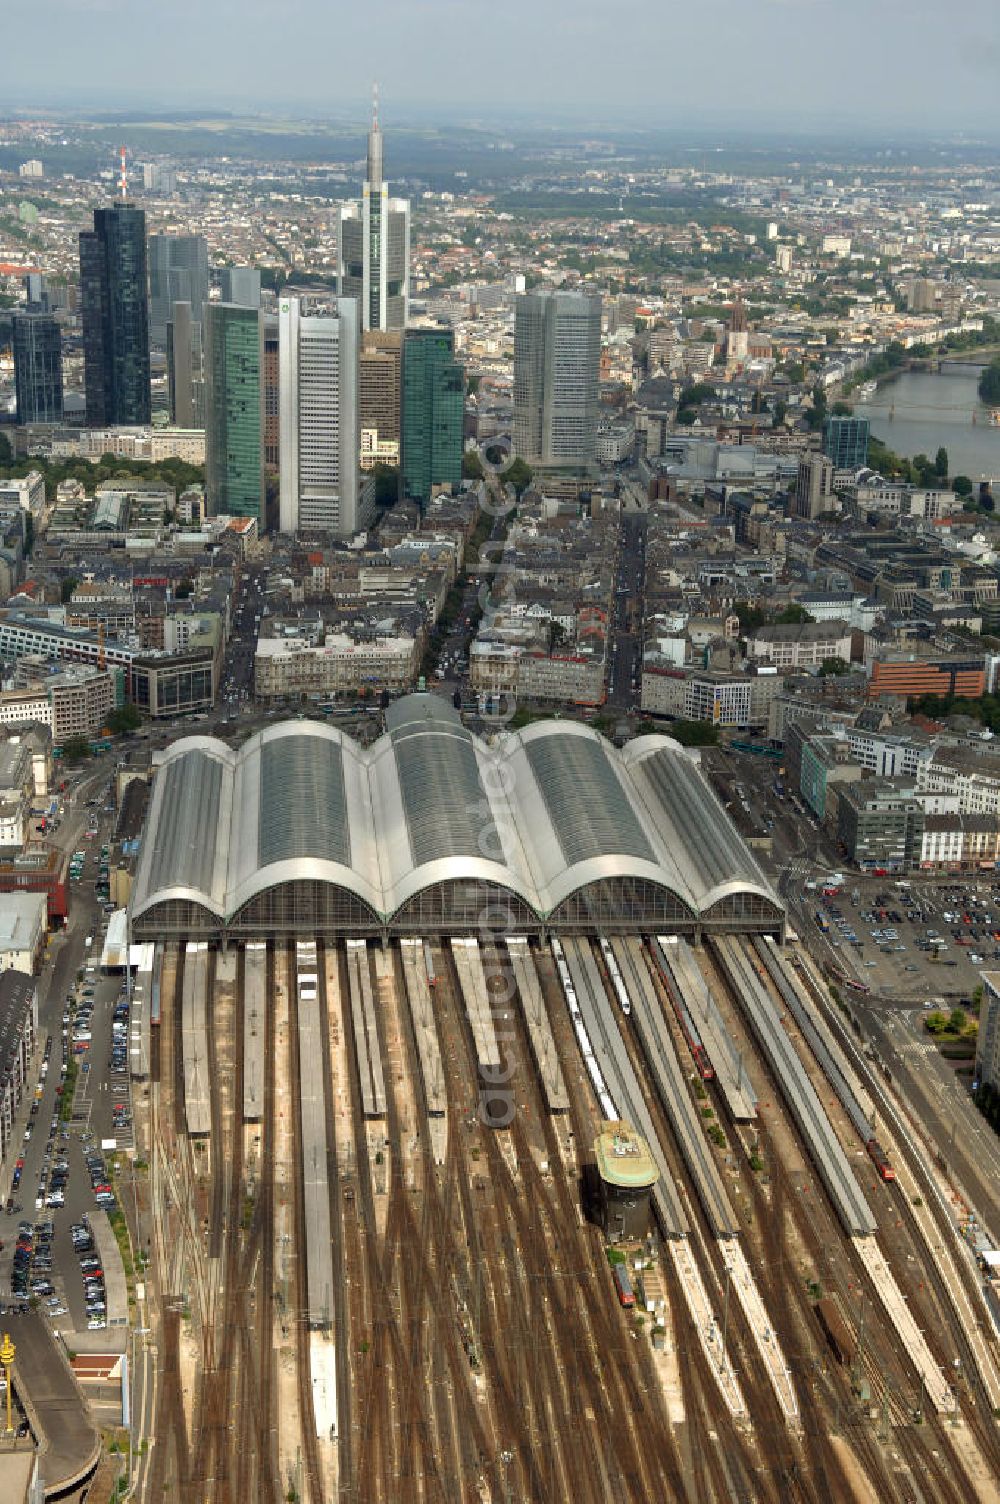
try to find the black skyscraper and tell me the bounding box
[79,203,151,427]
[12,310,63,424]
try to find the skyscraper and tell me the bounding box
[401,327,464,505]
[167,301,204,429]
[79,203,151,427]
[514,290,601,472]
[822,415,870,472]
[278,295,369,537]
[148,234,209,347]
[204,303,264,523]
[263,315,279,473]
[359,330,402,467]
[218,266,262,310]
[337,97,410,332]
[793,453,834,520]
[12,310,63,425]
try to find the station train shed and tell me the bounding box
[129,693,784,942]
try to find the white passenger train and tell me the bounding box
[549,936,617,1118]
[598,936,631,1017]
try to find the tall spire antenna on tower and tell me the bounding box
[366,84,383,189]
[119,145,127,201]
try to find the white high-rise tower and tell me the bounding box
[278,294,371,537]
[337,90,410,332]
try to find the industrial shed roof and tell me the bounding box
[130,694,781,928]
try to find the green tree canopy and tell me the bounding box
[501,457,533,497]
[978,359,1000,405]
[107,704,142,735]
[680,382,717,406]
[934,446,949,479]
[774,604,814,625]
[669,719,720,747]
[953,474,973,497]
[61,736,91,764]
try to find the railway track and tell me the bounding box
[494,941,705,1500]
[284,941,326,1504]
[345,941,469,1501]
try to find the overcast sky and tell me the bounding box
[3,0,999,136]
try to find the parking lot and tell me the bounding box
[0,771,136,1343]
[810,875,998,1001]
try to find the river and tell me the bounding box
[854,363,1000,483]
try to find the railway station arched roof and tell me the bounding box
[130,694,783,933]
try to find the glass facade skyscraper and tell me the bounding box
[79,203,151,427]
[401,328,464,506]
[204,303,264,523]
[822,415,870,471]
[337,101,410,332]
[514,290,601,472]
[12,310,63,424]
[148,233,209,347]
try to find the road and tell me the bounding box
[608,510,645,711]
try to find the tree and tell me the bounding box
[953,474,973,497]
[107,704,142,736]
[978,358,1000,405]
[831,400,853,417]
[681,381,717,406]
[734,603,767,635]
[60,576,79,604]
[949,1007,968,1035]
[501,457,532,497]
[60,736,91,764]
[774,604,814,625]
[462,450,485,481]
[934,446,949,480]
[669,720,720,747]
[818,657,849,677]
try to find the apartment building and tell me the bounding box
[254,634,418,699]
[915,745,1000,816]
[747,620,852,670]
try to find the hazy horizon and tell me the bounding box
[2,0,999,139]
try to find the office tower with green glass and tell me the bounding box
[79,202,151,427]
[401,327,464,506]
[204,302,264,523]
[822,415,870,471]
[12,309,63,424]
